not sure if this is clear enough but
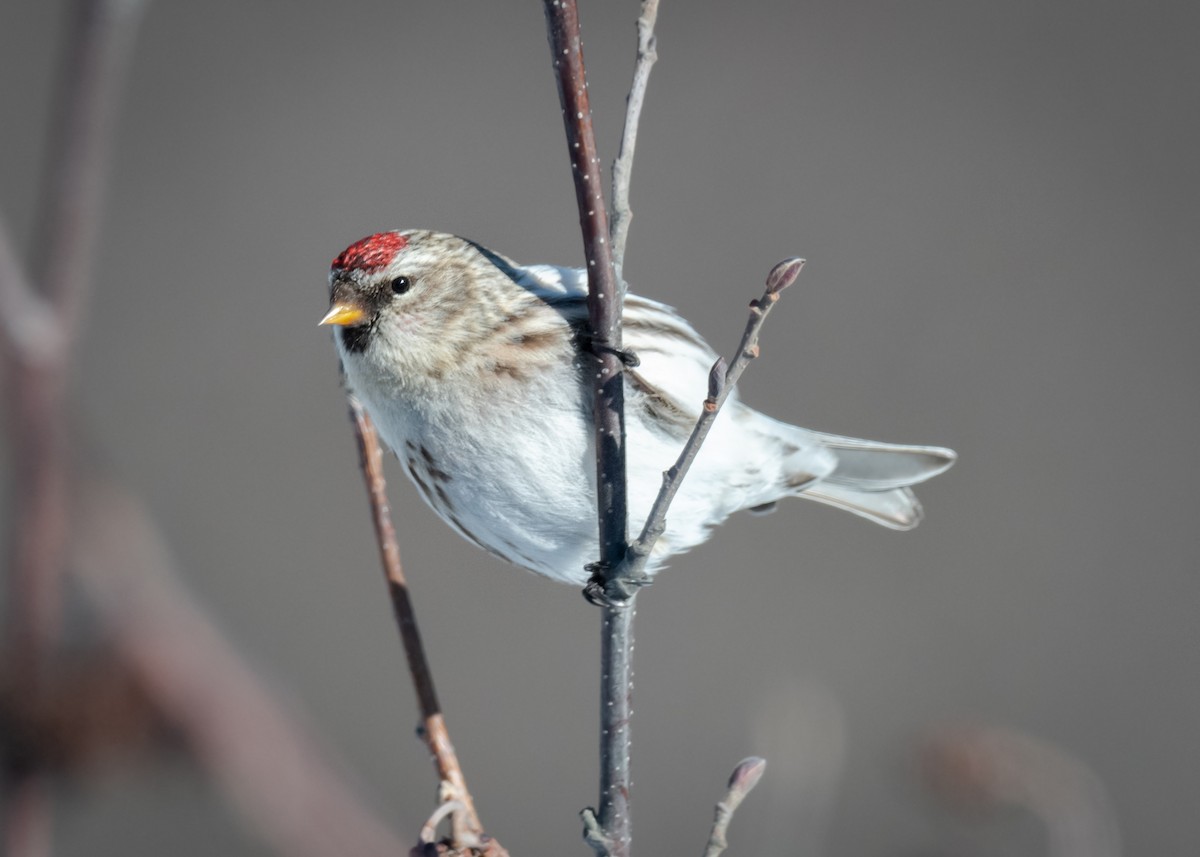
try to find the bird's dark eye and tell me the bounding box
[390,276,412,295]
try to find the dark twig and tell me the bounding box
[69,480,410,857]
[543,3,636,855]
[542,0,630,589]
[347,397,485,848]
[2,2,147,854]
[703,758,767,857]
[623,258,805,579]
[609,0,660,283]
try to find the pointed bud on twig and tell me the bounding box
[727,756,767,797]
[765,257,806,295]
[705,357,727,411]
[704,756,769,857]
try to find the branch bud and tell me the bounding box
[707,357,727,402]
[727,756,767,797]
[765,257,806,295]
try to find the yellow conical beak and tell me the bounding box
[318,303,367,327]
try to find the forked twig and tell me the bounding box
[704,757,767,857]
[623,258,806,583]
[347,397,485,848]
[609,0,660,283]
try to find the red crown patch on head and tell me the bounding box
[331,232,409,272]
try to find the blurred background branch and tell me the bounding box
[0,3,431,856]
[923,724,1122,857]
[3,2,149,854]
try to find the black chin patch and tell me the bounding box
[339,320,375,354]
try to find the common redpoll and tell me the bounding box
[321,231,955,585]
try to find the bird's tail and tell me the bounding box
[784,429,957,530]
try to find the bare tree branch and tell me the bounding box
[623,258,805,580]
[541,0,631,591]
[609,0,660,284]
[542,3,635,855]
[346,396,487,849]
[703,758,767,857]
[71,480,410,857]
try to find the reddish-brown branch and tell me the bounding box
[542,3,636,856]
[542,0,630,588]
[347,397,487,849]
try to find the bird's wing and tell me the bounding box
[514,264,725,437]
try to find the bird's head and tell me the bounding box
[321,230,528,384]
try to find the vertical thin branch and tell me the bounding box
[609,0,660,284]
[542,0,629,580]
[347,397,484,847]
[542,2,634,856]
[2,2,147,855]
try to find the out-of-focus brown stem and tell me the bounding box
[2,2,147,855]
[70,481,410,857]
[5,0,145,695]
[346,397,484,847]
[923,725,1121,857]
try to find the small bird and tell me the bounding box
[321,230,955,585]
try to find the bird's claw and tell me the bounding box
[582,562,651,608]
[581,337,640,368]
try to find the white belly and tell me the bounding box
[356,371,600,584]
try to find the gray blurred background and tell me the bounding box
[2,1,1198,854]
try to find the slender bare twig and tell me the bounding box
[609,0,660,284]
[542,3,636,855]
[346,397,486,848]
[703,757,767,857]
[418,800,467,847]
[69,480,410,857]
[2,3,147,854]
[623,258,806,580]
